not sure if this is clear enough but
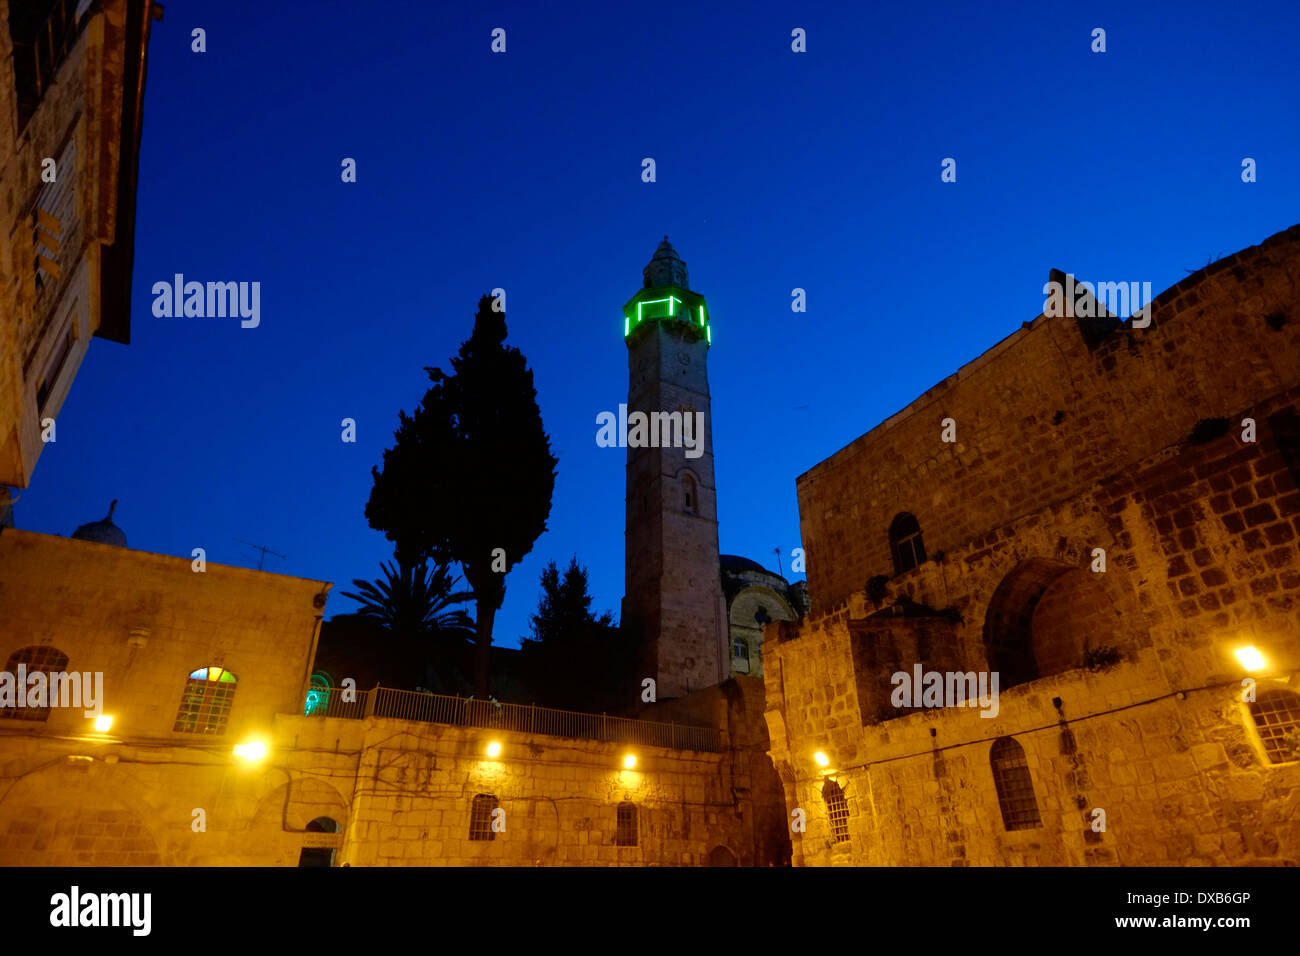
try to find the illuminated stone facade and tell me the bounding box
[0,529,785,865]
[764,224,1300,866]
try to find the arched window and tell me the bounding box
[683,474,698,514]
[469,793,498,841]
[990,737,1041,831]
[0,645,69,722]
[173,666,238,735]
[1249,689,1300,764]
[889,513,926,575]
[822,779,850,843]
[616,802,638,846]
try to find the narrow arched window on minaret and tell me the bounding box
[619,238,728,700]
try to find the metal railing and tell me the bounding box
[302,685,720,753]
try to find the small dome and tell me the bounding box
[720,554,768,574]
[72,499,127,547]
[643,236,690,290]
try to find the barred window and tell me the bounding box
[469,793,498,841]
[1249,689,1300,765]
[889,513,926,575]
[173,666,238,735]
[990,737,1041,831]
[0,645,70,722]
[822,779,850,843]
[616,802,638,846]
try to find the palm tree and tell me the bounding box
[343,559,475,638]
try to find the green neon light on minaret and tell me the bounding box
[706,325,711,343]
[625,316,630,337]
[698,305,704,326]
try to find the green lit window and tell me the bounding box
[174,666,238,735]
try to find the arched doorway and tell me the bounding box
[708,845,737,867]
[297,817,341,867]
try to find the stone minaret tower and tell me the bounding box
[621,238,728,700]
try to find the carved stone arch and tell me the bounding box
[0,763,164,865]
[982,557,1132,689]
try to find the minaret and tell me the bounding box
[621,238,728,700]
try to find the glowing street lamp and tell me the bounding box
[486,741,502,758]
[813,751,830,768]
[233,740,268,762]
[623,753,637,770]
[1235,646,1267,672]
[92,715,113,733]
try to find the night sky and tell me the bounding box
[16,0,1299,647]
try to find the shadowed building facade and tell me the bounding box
[0,0,160,519]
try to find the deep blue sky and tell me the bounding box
[17,0,1299,646]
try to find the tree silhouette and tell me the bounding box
[338,559,475,688]
[522,556,632,711]
[365,295,557,696]
[341,559,474,637]
[529,557,614,646]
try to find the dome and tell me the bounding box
[720,554,768,574]
[72,499,127,547]
[643,236,690,290]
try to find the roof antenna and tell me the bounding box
[234,538,286,571]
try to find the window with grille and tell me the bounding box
[469,794,498,841]
[683,474,697,514]
[889,513,926,575]
[616,802,638,846]
[1249,690,1300,764]
[0,645,69,722]
[822,779,850,843]
[990,737,1041,830]
[173,666,238,734]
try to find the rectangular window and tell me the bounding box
[35,322,75,412]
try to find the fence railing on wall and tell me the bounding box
[302,685,720,753]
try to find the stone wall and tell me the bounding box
[0,707,770,866]
[766,224,1300,866]
[0,529,326,742]
[0,530,781,866]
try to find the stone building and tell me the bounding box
[621,238,806,695]
[0,0,160,512]
[0,519,786,865]
[621,238,730,700]
[721,554,803,679]
[763,224,1300,866]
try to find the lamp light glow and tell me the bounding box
[623,753,637,770]
[92,715,113,733]
[486,741,502,758]
[813,751,830,768]
[233,740,268,762]
[1235,646,1267,671]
